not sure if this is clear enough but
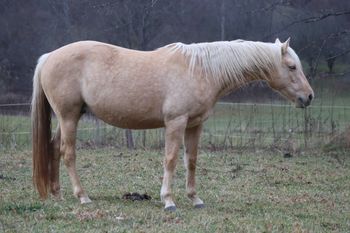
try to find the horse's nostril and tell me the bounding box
[308,94,313,101]
[298,97,304,103]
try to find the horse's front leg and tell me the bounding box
[161,116,187,211]
[184,124,204,208]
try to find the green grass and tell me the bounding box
[1,149,349,232]
[1,101,350,152]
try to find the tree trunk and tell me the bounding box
[220,0,226,41]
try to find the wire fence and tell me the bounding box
[0,101,349,152]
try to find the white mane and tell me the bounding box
[166,40,280,87]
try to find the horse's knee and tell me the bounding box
[62,147,75,166]
[63,154,75,166]
[164,156,177,171]
[60,141,75,166]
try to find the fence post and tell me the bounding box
[142,130,146,148]
[125,129,134,149]
[303,108,309,148]
[94,118,101,145]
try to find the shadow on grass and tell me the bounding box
[89,194,164,210]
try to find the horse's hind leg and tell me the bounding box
[184,124,204,208]
[60,117,91,204]
[50,124,62,199]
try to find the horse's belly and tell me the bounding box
[89,106,165,130]
[104,116,165,129]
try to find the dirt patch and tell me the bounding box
[75,209,105,221]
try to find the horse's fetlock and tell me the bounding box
[50,183,61,195]
[187,190,196,199]
[73,188,84,198]
[161,192,172,201]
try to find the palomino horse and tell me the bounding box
[32,38,314,211]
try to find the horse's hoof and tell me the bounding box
[164,205,176,212]
[194,203,205,209]
[80,196,92,204]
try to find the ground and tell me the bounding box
[0,148,349,233]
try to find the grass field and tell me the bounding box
[1,76,349,232]
[1,148,349,232]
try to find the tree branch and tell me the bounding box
[326,49,350,61]
[264,10,350,40]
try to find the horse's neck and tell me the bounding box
[214,71,258,98]
[210,43,278,98]
[168,41,278,99]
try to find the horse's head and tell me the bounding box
[268,38,314,108]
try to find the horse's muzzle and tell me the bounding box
[297,94,313,108]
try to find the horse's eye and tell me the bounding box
[289,65,296,70]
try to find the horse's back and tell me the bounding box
[40,41,176,128]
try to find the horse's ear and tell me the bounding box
[275,38,281,44]
[281,37,290,55]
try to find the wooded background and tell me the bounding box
[0,0,349,102]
